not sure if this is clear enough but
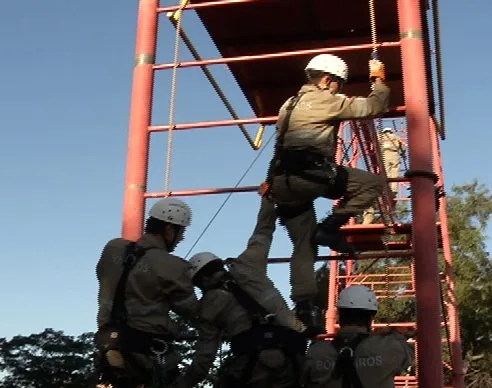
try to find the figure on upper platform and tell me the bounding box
[260,53,389,328]
[362,127,407,224]
[170,198,311,388]
[302,285,414,388]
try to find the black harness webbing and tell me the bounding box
[222,280,306,387]
[331,332,370,388]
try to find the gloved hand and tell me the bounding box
[369,59,385,82]
[258,181,271,198]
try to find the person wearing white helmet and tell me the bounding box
[169,198,313,388]
[260,53,389,328]
[363,127,407,224]
[95,197,199,388]
[302,285,414,387]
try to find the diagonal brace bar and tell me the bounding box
[167,10,264,150]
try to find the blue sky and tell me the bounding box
[0,1,489,339]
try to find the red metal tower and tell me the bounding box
[121,1,464,387]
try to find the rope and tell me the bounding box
[184,131,275,258]
[369,0,378,55]
[164,0,190,192]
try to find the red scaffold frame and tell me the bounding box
[121,1,465,387]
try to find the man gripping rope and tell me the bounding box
[261,54,389,327]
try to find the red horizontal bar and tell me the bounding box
[144,180,415,199]
[149,106,405,132]
[154,41,401,70]
[144,186,258,198]
[340,273,412,278]
[148,116,277,132]
[265,250,414,263]
[158,0,261,13]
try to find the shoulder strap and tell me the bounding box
[276,92,306,151]
[109,242,153,324]
[331,332,370,388]
[223,280,274,324]
[265,92,306,184]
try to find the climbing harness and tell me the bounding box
[331,332,370,388]
[220,279,307,387]
[94,242,176,388]
[264,91,343,203]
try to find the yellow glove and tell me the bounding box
[369,59,385,82]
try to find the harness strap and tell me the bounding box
[110,242,154,324]
[265,92,306,189]
[221,281,306,385]
[223,280,273,324]
[331,332,369,388]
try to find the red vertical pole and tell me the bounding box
[397,1,444,387]
[122,0,159,240]
[430,118,465,388]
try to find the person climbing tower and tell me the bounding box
[260,53,389,326]
[362,127,407,224]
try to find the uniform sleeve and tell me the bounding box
[334,82,390,120]
[154,255,200,321]
[390,333,415,373]
[175,295,225,387]
[167,271,200,321]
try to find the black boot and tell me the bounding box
[295,300,325,337]
[312,214,357,255]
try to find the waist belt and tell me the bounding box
[276,149,335,173]
[95,323,175,356]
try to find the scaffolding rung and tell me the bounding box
[158,0,261,13]
[263,250,414,264]
[144,186,258,198]
[144,177,415,199]
[148,106,406,132]
[154,42,401,70]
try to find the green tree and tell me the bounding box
[0,320,228,387]
[0,329,97,388]
[445,181,492,385]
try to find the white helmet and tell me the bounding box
[337,285,378,312]
[305,54,348,82]
[149,198,191,227]
[188,252,222,279]
[382,127,393,133]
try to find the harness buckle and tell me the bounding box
[151,338,169,366]
[339,346,354,358]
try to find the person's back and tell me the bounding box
[304,328,413,388]
[97,234,197,336]
[280,84,389,159]
[95,198,199,388]
[302,285,413,388]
